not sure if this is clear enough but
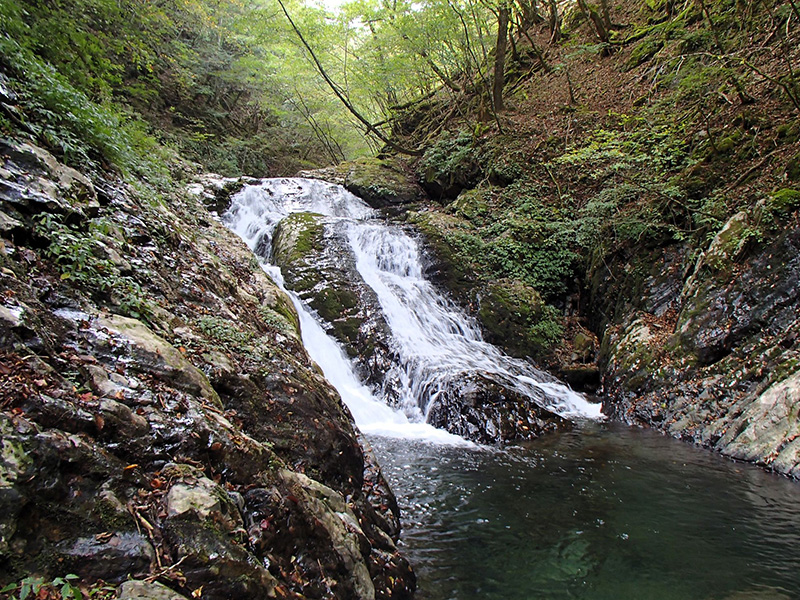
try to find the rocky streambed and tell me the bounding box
[2,138,800,600]
[300,156,800,480]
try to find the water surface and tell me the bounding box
[369,423,800,600]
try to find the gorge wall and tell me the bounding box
[301,149,800,479]
[0,140,414,599]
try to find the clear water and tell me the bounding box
[369,423,800,600]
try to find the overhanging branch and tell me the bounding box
[277,0,423,156]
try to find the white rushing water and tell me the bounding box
[223,178,601,442]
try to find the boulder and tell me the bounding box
[426,371,570,444]
[717,369,800,476]
[299,157,423,209]
[272,213,398,395]
[117,580,189,600]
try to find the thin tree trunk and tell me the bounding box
[493,4,510,113]
[548,0,561,44]
[577,0,609,43]
[276,0,422,156]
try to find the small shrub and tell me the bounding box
[197,316,252,347]
[34,214,151,319]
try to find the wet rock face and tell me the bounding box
[597,206,800,477]
[272,213,400,396]
[426,371,570,444]
[0,140,414,599]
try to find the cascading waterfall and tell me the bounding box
[347,223,601,420]
[223,177,600,441]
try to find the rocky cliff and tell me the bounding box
[0,140,414,599]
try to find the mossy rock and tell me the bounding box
[407,210,478,299]
[450,188,492,224]
[625,38,664,70]
[417,131,483,200]
[345,156,422,208]
[272,212,325,267]
[477,279,563,358]
[299,157,421,208]
[313,288,360,330]
[786,155,800,182]
[767,188,800,215]
[714,132,742,155]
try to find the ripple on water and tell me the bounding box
[369,423,800,600]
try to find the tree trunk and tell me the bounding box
[577,0,609,43]
[548,0,561,43]
[493,4,509,113]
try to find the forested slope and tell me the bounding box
[362,0,800,475]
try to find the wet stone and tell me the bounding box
[56,533,155,583]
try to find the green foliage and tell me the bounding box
[756,188,800,232]
[0,0,373,176]
[419,130,482,194]
[0,574,114,600]
[0,37,164,175]
[556,119,693,177]
[197,316,253,347]
[528,304,565,352]
[35,214,151,319]
[258,306,298,336]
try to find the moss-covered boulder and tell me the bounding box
[477,280,563,359]
[299,156,423,209]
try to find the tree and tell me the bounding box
[493,1,509,112]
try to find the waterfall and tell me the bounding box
[223,178,601,441]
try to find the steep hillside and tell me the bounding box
[353,0,800,475]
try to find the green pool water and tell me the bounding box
[369,422,800,600]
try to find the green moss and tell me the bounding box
[343,156,419,205]
[289,213,324,260]
[450,188,492,224]
[331,318,363,354]
[626,38,664,70]
[92,496,135,531]
[272,212,325,267]
[313,288,359,325]
[477,280,563,358]
[768,188,800,215]
[786,155,800,182]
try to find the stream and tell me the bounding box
[224,178,800,600]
